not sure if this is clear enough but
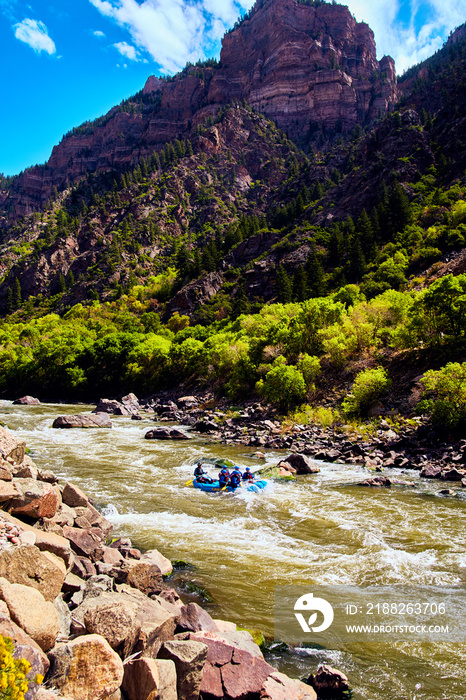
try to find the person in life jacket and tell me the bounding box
[194,464,213,483]
[242,467,254,481]
[218,468,230,487]
[229,467,242,489]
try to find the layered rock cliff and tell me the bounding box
[1,0,397,221]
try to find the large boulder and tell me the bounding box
[0,602,50,685]
[308,664,349,698]
[283,454,320,474]
[52,413,112,429]
[122,658,177,700]
[261,672,317,700]
[139,549,173,576]
[8,478,61,519]
[159,639,208,700]
[63,526,105,562]
[73,590,180,660]
[62,482,89,508]
[0,545,66,602]
[0,578,60,651]
[177,602,220,634]
[125,560,164,596]
[0,426,26,465]
[79,593,141,656]
[441,467,466,481]
[0,511,73,568]
[13,396,41,405]
[10,454,38,479]
[94,398,129,414]
[186,630,274,700]
[144,427,191,440]
[0,480,19,501]
[47,634,124,700]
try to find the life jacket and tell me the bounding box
[219,472,229,485]
[242,471,254,481]
[194,466,205,478]
[230,472,241,488]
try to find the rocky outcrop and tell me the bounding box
[212,0,397,141]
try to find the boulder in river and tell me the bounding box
[144,427,192,440]
[12,396,41,405]
[283,453,320,474]
[308,664,349,698]
[261,671,317,699]
[53,413,112,429]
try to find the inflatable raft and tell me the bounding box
[193,478,268,493]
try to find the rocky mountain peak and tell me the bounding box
[1,0,398,222]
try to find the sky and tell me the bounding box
[1,0,464,176]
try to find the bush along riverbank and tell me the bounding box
[0,423,352,700]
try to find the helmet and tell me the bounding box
[245,467,251,472]
[234,466,241,472]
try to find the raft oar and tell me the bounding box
[185,479,194,487]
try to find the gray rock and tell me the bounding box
[53,413,112,429]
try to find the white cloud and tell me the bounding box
[345,0,462,74]
[114,40,138,60]
[93,29,106,37]
[89,0,255,73]
[13,17,56,54]
[88,0,462,76]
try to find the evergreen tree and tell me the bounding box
[348,235,367,281]
[57,274,66,294]
[13,277,22,309]
[306,246,325,297]
[6,288,13,314]
[232,283,250,319]
[357,209,377,262]
[387,182,412,238]
[293,265,308,301]
[276,265,293,303]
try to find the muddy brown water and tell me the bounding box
[2,401,465,699]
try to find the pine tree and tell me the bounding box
[13,277,22,309]
[232,283,250,319]
[306,246,325,297]
[387,182,412,238]
[293,265,308,301]
[57,274,66,294]
[276,265,293,303]
[6,288,13,314]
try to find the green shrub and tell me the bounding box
[256,357,306,411]
[342,366,391,416]
[417,362,466,430]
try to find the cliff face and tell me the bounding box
[210,0,396,139]
[1,0,397,220]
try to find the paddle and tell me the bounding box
[185,479,194,487]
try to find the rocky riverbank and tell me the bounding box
[86,393,466,488]
[0,422,351,700]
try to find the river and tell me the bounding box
[1,400,465,699]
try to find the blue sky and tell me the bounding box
[1,0,464,177]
